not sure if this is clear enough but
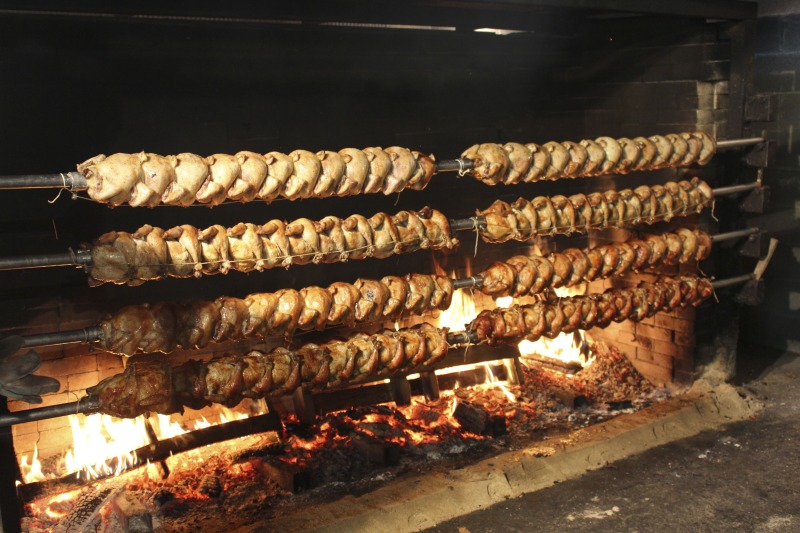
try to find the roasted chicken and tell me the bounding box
[479,229,712,298]
[78,147,437,207]
[86,323,449,418]
[97,274,454,356]
[470,276,713,345]
[477,178,712,243]
[463,132,715,185]
[87,207,458,286]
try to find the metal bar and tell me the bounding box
[446,330,477,345]
[712,182,760,196]
[715,137,765,150]
[449,216,486,232]
[0,172,86,190]
[491,0,757,19]
[0,397,100,428]
[712,274,754,290]
[710,227,760,243]
[453,275,483,290]
[20,327,102,349]
[0,249,92,271]
[435,158,474,173]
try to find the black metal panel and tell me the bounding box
[0,0,758,26]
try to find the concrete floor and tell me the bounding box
[424,352,800,533]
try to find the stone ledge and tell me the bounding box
[241,385,760,533]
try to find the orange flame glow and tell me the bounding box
[19,404,260,485]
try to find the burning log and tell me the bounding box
[19,411,283,502]
[258,461,311,494]
[110,491,153,533]
[452,400,506,436]
[521,353,584,375]
[350,435,401,466]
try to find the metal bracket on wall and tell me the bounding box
[739,231,768,258]
[734,278,764,306]
[744,140,775,167]
[740,186,770,214]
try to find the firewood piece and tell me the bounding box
[350,435,401,466]
[259,461,311,493]
[292,388,316,427]
[198,474,223,498]
[143,418,169,479]
[521,353,583,375]
[453,400,491,435]
[419,371,440,401]
[389,375,412,406]
[111,491,153,533]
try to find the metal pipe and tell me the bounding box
[712,182,761,196]
[710,227,760,243]
[453,275,483,290]
[715,137,765,150]
[446,330,477,345]
[0,249,92,271]
[0,397,100,427]
[435,158,474,173]
[712,273,755,290]
[20,326,102,348]
[449,216,486,232]
[0,172,86,190]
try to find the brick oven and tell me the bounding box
[0,1,778,531]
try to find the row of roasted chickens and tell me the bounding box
[87,178,711,286]
[88,276,712,419]
[77,132,713,207]
[97,227,710,356]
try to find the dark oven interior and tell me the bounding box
[0,1,793,531]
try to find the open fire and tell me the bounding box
[16,284,656,532]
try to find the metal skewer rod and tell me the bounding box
[0,171,86,190]
[0,249,92,271]
[449,217,486,231]
[710,227,760,243]
[711,273,755,290]
[712,182,762,196]
[0,137,766,192]
[715,137,766,150]
[0,160,476,192]
[0,397,100,427]
[3,330,480,428]
[20,326,103,349]
[435,158,474,173]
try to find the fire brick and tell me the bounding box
[39,355,96,382]
[629,359,672,386]
[635,324,674,343]
[652,340,692,359]
[67,371,101,393]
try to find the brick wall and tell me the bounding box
[738,4,800,353]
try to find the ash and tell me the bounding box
[22,341,659,533]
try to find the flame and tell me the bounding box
[438,285,476,331]
[495,296,513,307]
[18,404,260,485]
[517,284,594,370]
[483,362,517,402]
[18,445,45,483]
